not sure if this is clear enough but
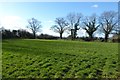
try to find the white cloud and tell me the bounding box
[47,20,54,23]
[0,16,27,30]
[77,28,87,37]
[41,27,59,36]
[91,4,98,8]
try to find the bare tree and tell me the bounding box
[67,12,83,39]
[27,18,42,39]
[83,14,100,40]
[50,17,68,39]
[99,11,118,42]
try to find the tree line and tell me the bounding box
[1,28,59,39]
[1,10,120,42]
[51,11,119,42]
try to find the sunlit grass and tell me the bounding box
[2,39,119,78]
[0,39,2,79]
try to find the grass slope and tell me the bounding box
[2,39,119,78]
[0,40,2,79]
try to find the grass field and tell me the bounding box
[2,39,119,78]
[0,39,2,79]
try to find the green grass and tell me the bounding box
[2,39,119,78]
[0,40,2,79]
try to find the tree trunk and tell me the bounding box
[74,30,76,39]
[89,34,93,41]
[105,33,109,42]
[60,33,62,39]
[73,29,77,39]
[71,29,74,40]
[88,32,93,41]
[33,31,36,39]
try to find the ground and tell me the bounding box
[2,39,119,78]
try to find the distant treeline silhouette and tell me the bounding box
[1,29,59,39]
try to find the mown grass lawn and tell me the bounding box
[2,39,119,78]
